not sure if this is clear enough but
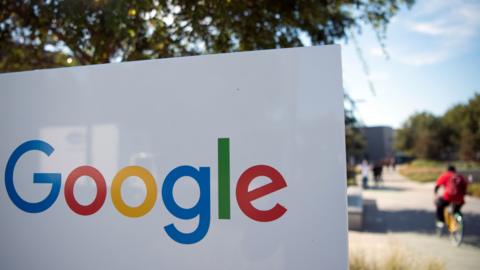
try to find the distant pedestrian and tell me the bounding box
[361,160,369,189]
[391,157,396,170]
[372,162,383,187]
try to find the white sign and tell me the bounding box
[0,46,347,269]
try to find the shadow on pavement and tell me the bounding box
[362,199,480,247]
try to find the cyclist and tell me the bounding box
[434,165,468,229]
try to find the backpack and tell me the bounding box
[446,174,466,197]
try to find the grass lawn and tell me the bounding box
[398,160,444,183]
[399,159,480,198]
[468,183,480,198]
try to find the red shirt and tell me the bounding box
[435,171,467,204]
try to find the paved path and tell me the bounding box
[349,169,480,269]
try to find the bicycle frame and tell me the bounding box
[444,208,458,232]
[443,206,464,246]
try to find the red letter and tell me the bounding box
[236,165,287,222]
[64,166,107,216]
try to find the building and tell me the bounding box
[361,126,394,163]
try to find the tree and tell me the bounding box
[395,112,444,159]
[442,104,466,158]
[344,94,365,162]
[1,0,414,72]
[459,94,480,160]
[442,94,480,161]
[344,94,365,181]
[396,94,480,161]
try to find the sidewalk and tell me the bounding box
[349,169,480,269]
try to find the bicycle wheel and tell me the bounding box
[435,220,443,237]
[449,214,464,246]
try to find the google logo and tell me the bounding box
[4,138,287,244]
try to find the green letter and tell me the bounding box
[218,138,230,219]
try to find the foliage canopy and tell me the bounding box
[1,0,413,72]
[396,94,480,161]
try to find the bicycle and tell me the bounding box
[436,204,464,246]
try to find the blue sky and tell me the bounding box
[340,0,480,128]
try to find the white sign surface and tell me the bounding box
[0,46,347,269]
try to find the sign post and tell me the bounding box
[0,45,347,269]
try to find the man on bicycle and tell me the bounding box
[434,165,468,228]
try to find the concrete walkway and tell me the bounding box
[349,169,480,269]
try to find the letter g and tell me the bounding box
[5,140,61,213]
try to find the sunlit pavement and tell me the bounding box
[348,169,480,269]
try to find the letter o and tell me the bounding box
[64,166,107,216]
[111,166,157,218]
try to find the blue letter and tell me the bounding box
[5,140,61,213]
[162,165,210,244]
